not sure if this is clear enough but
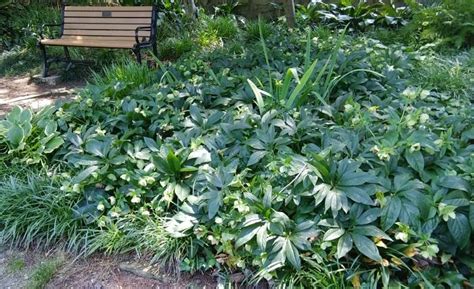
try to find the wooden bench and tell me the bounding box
[38,5,157,77]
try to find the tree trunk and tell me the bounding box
[184,0,198,19]
[284,0,296,28]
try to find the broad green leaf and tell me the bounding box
[44,121,57,136]
[175,183,190,201]
[235,225,260,248]
[188,148,211,165]
[357,208,380,225]
[256,225,268,251]
[404,150,424,172]
[284,239,301,269]
[323,228,345,241]
[336,233,353,259]
[7,124,24,147]
[342,186,374,205]
[85,140,105,157]
[439,176,471,192]
[73,165,99,183]
[470,205,474,231]
[167,150,181,173]
[448,213,471,249]
[352,233,382,262]
[144,137,159,152]
[247,150,266,166]
[43,136,64,153]
[353,225,392,241]
[381,197,401,230]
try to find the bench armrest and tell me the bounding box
[40,23,62,39]
[135,26,152,45]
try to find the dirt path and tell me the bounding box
[0,76,85,117]
[0,246,216,289]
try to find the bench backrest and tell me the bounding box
[61,6,157,42]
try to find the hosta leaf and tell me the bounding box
[337,233,353,259]
[381,196,401,230]
[448,213,471,249]
[284,239,301,269]
[43,136,64,153]
[7,124,24,147]
[323,228,345,241]
[352,233,382,262]
[85,139,105,157]
[235,224,260,248]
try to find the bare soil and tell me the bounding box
[0,75,84,117]
[0,247,216,289]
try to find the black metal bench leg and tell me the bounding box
[152,42,158,58]
[39,44,49,77]
[133,48,142,64]
[64,46,73,71]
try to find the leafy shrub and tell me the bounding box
[206,16,239,39]
[297,0,411,31]
[158,37,195,60]
[245,19,273,41]
[1,19,474,288]
[407,0,474,48]
[0,106,64,165]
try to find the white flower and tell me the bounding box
[410,143,421,152]
[394,232,408,243]
[131,196,141,204]
[110,211,120,218]
[215,217,223,224]
[419,113,429,123]
[344,104,354,113]
[95,127,106,136]
[109,196,116,205]
[138,177,148,187]
[141,209,151,216]
[97,203,105,211]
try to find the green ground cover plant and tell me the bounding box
[1,0,474,287]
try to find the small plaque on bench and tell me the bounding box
[102,11,112,17]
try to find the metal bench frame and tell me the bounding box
[38,2,158,77]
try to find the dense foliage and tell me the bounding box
[1,0,474,287]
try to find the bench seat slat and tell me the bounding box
[64,17,151,24]
[64,11,152,18]
[65,6,153,11]
[64,23,149,30]
[40,38,136,49]
[63,29,150,37]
